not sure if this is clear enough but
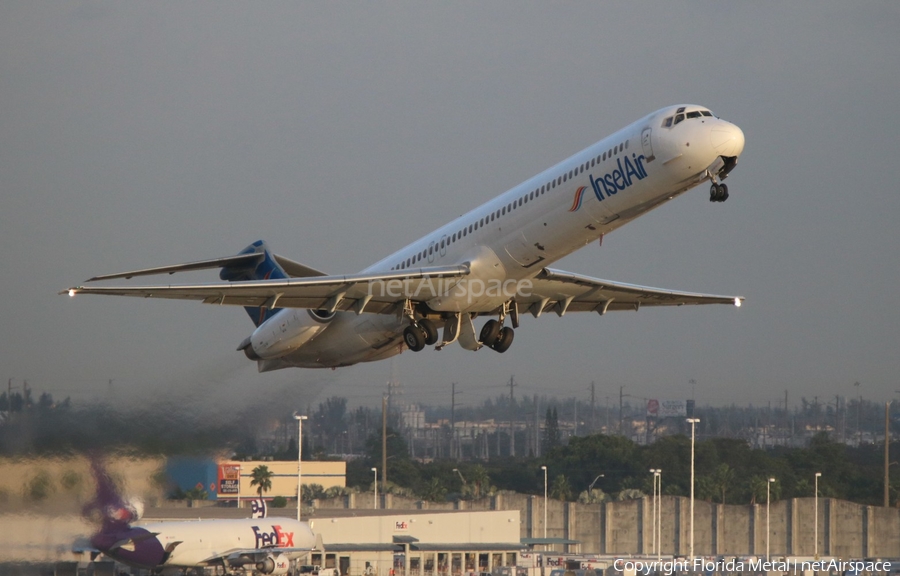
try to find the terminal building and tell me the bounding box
[303,510,527,576]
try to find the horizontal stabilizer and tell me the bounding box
[86,253,264,282]
[85,250,327,282]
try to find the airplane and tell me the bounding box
[78,458,316,573]
[64,104,745,370]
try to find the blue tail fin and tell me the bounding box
[220,240,288,327]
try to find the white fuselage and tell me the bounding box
[97,517,315,569]
[266,105,743,368]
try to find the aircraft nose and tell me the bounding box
[710,122,745,157]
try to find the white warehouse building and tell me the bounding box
[308,510,528,576]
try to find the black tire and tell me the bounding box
[710,183,719,201]
[720,184,729,201]
[491,327,515,353]
[403,325,426,352]
[480,319,501,347]
[419,318,439,346]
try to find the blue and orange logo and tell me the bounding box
[569,186,587,212]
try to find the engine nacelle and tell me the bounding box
[239,309,334,360]
[256,553,290,575]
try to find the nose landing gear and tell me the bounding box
[710,182,729,202]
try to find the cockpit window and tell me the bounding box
[662,108,714,128]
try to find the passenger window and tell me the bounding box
[625,140,628,149]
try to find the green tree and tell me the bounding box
[712,463,734,504]
[419,477,447,502]
[301,483,325,503]
[250,465,274,498]
[748,476,779,505]
[185,485,208,501]
[468,464,492,498]
[578,488,608,504]
[550,474,573,501]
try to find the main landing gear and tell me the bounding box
[709,182,729,202]
[479,319,514,353]
[403,318,438,352]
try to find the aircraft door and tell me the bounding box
[641,127,655,163]
[427,241,435,263]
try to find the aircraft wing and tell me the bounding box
[519,267,743,317]
[64,265,471,315]
[211,547,313,567]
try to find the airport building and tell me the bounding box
[305,510,527,576]
[165,457,346,502]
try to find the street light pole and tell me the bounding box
[649,469,658,556]
[236,464,242,510]
[687,418,700,561]
[293,413,307,522]
[541,465,548,539]
[588,474,604,494]
[372,467,378,510]
[453,468,467,485]
[767,478,775,560]
[814,472,822,559]
[656,470,662,561]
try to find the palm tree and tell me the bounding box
[712,464,734,504]
[250,465,274,499]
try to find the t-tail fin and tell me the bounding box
[220,240,289,327]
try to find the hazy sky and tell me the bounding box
[2,2,899,414]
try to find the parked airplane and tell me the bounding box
[65,104,745,370]
[78,458,315,573]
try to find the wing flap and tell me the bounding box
[519,267,743,316]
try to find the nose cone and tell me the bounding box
[710,122,745,157]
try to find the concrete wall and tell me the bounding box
[314,493,900,558]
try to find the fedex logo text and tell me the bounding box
[252,525,295,548]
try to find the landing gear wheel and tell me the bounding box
[403,325,426,352]
[480,319,501,347]
[419,318,439,346]
[491,327,515,353]
[709,183,729,202]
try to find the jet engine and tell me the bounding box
[256,553,291,575]
[238,308,335,360]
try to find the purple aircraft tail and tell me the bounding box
[83,455,141,534]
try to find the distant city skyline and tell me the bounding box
[2,3,899,415]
